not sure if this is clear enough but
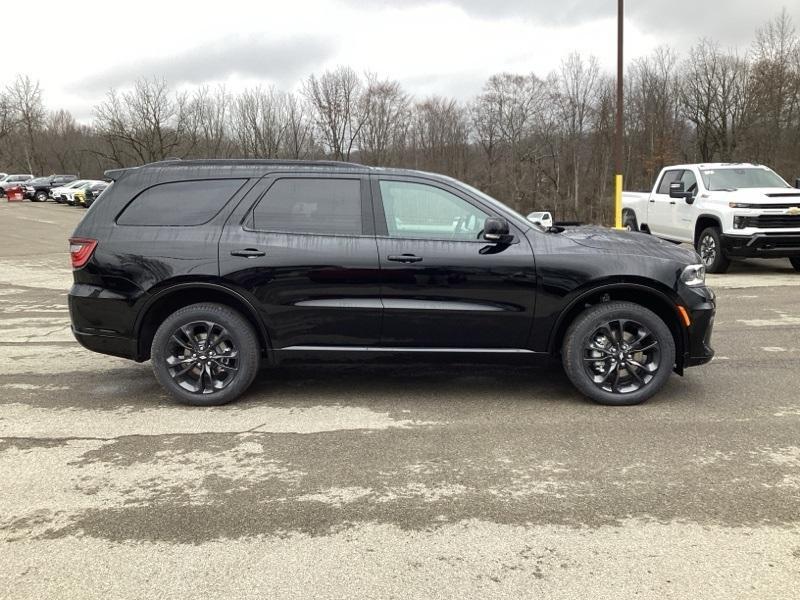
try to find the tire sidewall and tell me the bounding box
[151,303,260,406]
[562,301,676,406]
[623,212,638,232]
[697,227,730,273]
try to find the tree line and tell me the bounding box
[1,10,799,224]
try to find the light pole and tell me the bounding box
[614,0,624,228]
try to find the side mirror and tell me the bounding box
[669,181,694,203]
[483,217,512,243]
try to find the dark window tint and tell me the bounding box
[117,179,246,226]
[252,178,362,235]
[657,170,683,194]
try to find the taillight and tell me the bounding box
[69,238,97,269]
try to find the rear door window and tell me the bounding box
[117,179,246,226]
[251,178,363,235]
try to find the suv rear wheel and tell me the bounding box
[33,190,48,202]
[562,301,676,406]
[151,303,260,406]
[696,227,730,274]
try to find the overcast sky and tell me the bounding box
[4,0,799,121]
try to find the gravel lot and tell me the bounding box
[1,201,799,599]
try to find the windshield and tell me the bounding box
[700,168,789,191]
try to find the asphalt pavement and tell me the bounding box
[1,201,799,599]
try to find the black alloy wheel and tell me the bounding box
[582,318,660,394]
[562,301,675,405]
[151,303,260,406]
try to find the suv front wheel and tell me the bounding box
[151,303,260,406]
[562,301,676,406]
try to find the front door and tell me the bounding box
[672,169,698,241]
[372,176,537,349]
[649,169,683,239]
[219,174,382,350]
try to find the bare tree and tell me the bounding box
[303,66,365,160]
[357,73,410,165]
[554,53,600,218]
[6,75,46,173]
[93,77,190,166]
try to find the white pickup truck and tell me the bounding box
[622,163,800,273]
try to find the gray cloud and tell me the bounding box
[361,0,800,46]
[72,34,335,93]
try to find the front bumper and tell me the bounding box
[680,286,715,370]
[722,233,800,258]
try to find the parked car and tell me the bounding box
[69,159,715,407]
[0,174,34,197]
[52,180,92,204]
[622,163,800,273]
[24,174,78,201]
[75,182,109,207]
[526,211,553,229]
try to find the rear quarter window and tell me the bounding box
[117,179,246,226]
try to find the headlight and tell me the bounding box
[681,264,706,287]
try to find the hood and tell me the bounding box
[560,226,699,263]
[708,187,800,205]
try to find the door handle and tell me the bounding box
[649,199,655,203]
[387,254,423,264]
[230,248,266,258]
[669,201,676,205]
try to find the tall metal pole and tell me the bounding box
[614,0,624,228]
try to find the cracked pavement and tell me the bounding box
[1,202,799,599]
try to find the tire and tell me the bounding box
[34,191,48,202]
[790,257,800,272]
[151,303,260,406]
[696,227,730,274]
[622,211,638,232]
[562,301,676,406]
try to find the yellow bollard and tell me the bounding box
[614,173,623,229]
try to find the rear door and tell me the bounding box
[371,175,537,349]
[218,173,382,350]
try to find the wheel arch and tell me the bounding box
[548,281,687,372]
[694,214,723,246]
[134,282,271,362]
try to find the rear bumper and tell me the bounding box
[69,283,141,361]
[72,326,139,360]
[722,233,800,258]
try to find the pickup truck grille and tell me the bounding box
[740,215,800,228]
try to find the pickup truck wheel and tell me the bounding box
[151,303,260,406]
[622,211,639,232]
[696,227,730,274]
[562,301,675,406]
[789,257,800,272]
[34,191,48,202]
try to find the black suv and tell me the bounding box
[68,160,715,406]
[25,174,78,201]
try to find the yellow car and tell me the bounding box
[74,182,109,207]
